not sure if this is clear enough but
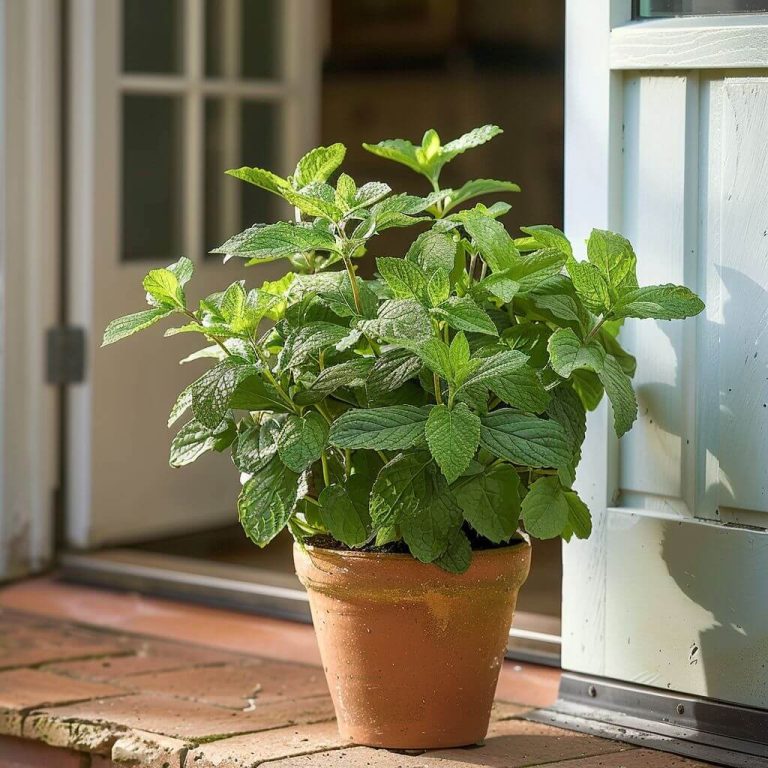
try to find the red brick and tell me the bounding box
[0,734,87,768]
[110,728,189,768]
[47,638,246,682]
[495,660,561,708]
[122,660,328,709]
[186,721,347,767]
[23,692,335,748]
[0,668,123,736]
[536,747,717,767]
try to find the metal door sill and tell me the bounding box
[59,548,561,666]
[527,672,768,768]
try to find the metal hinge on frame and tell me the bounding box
[46,326,86,385]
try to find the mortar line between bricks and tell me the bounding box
[15,691,132,719]
[514,744,641,768]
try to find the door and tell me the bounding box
[66,0,321,547]
[564,0,768,708]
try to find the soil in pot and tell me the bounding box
[294,536,531,750]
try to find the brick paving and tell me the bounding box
[0,595,717,768]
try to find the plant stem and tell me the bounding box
[252,346,298,413]
[433,373,444,405]
[320,452,331,487]
[585,314,609,343]
[184,310,232,358]
[342,255,363,315]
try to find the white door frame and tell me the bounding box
[564,0,768,708]
[0,0,60,578]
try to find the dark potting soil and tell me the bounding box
[306,524,523,556]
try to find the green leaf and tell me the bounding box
[547,328,606,378]
[369,452,432,529]
[425,403,481,482]
[329,405,428,450]
[566,258,611,314]
[587,229,638,295]
[366,348,422,398]
[449,331,470,374]
[232,418,281,473]
[296,357,374,405]
[318,483,370,547]
[282,185,343,221]
[191,358,257,428]
[547,384,587,469]
[564,489,592,539]
[293,143,346,187]
[572,369,605,411]
[426,268,451,306]
[461,350,528,390]
[277,412,329,472]
[348,181,391,211]
[612,284,704,320]
[476,272,519,303]
[519,225,572,258]
[314,273,378,320]
[212,221,337,261]
[102,307,174,346]
[440,125,503,162]
[238,455,307,547]
[169,417,236,468]
[488,365,549,413]
[479,410,572,468]
[434,528,472,573]
[362,138,423,175]
[511,248,568,292]
[400,468,463,563]
[376,257,428,300]
[358,299,432,340]
[598,354,637,437]
[460,212,518,273]
[454,465,520,543]
[393,338,452,380]
[521,476,569,539]
[442,179,520,215]
[229,375,293,413]
[143,268,185,309]
[278,322,352,370]
[406,231,457,275]
[225,166,290,195]
[167,256,194,286]
[433,296,498,336]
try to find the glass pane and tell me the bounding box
[205,0,280,79]
[123,0,183,74]
[122,95,184,262]
[204,99,279,255]
[635,0,768,17]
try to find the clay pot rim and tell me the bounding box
[299,534,530,562]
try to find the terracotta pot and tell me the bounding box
[294,539,531,749]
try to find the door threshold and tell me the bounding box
[527,672,768,768]
[59,548,561,666]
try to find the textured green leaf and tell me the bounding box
[426,268,451,306]
[191,358,257,428]
[358,299,432,340]
[238,455,307,547]
[612,284,704,320]
[547,328,606,378]
[348,181,391,211]
[329,405,428,450]
[277,412,329,472]
[547,384,587,469]
[366,348,422,398]
[566,258,612,314]
[314,273,378,320]
[587,229,638,294]
[229,375,293,413]
[212,221,337,260]
[406,231,457,275]
[434,528,472,573]
[564,489,592,539]
[461,350,528,390]
[519,225,572,258]
[282,185,343,221]
[293,143,346,187]
[433,296,498,336]
[143,268,185,309]
[318,483,370,546]
[102,307,174,346]
[426,403,481,482]
[167,256,194,286]
[479,410,572,468]
[526,275,588,330]
[488,365,549,413]
[476,272,519,303]
[225,166,290,195]
[376,257,428,300]
[232,418,282,473]
[278,322,352,370]
[393,338,452,380]
[511,248,568,292]
[369,452,432,528]
[440,125,503,162]
[295,358,374,404]
[460,212,518,273]
[454,465,520,542]
[169,417,236,468]
[449,332,471,374]
[521,476,569,539]
[362,138,423,175]
[598,354,637,437]
[571,369,605,411]
[442,179,520,215]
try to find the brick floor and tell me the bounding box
[0,583,718,768]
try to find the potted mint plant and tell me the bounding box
[103,125,704,749]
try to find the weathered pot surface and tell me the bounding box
[294,538,532,749]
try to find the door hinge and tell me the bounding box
[46,326,86,384]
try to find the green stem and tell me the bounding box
[433,373,444,405]
[253,347,298,413]
[376,450,389,465]
[184,310,232,358]
[342,255,362,315]
[320,452,331,487]
[585,314,609,343]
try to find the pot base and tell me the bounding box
[295,541,531,750]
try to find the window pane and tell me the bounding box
[205,0,280,79]
[635,0,768,16]
[123,0,183,74]
[204,99,279,256]
[122,95,184,262]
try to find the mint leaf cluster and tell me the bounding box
[103,125,704,573]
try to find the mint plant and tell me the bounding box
[103,125,704,573]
